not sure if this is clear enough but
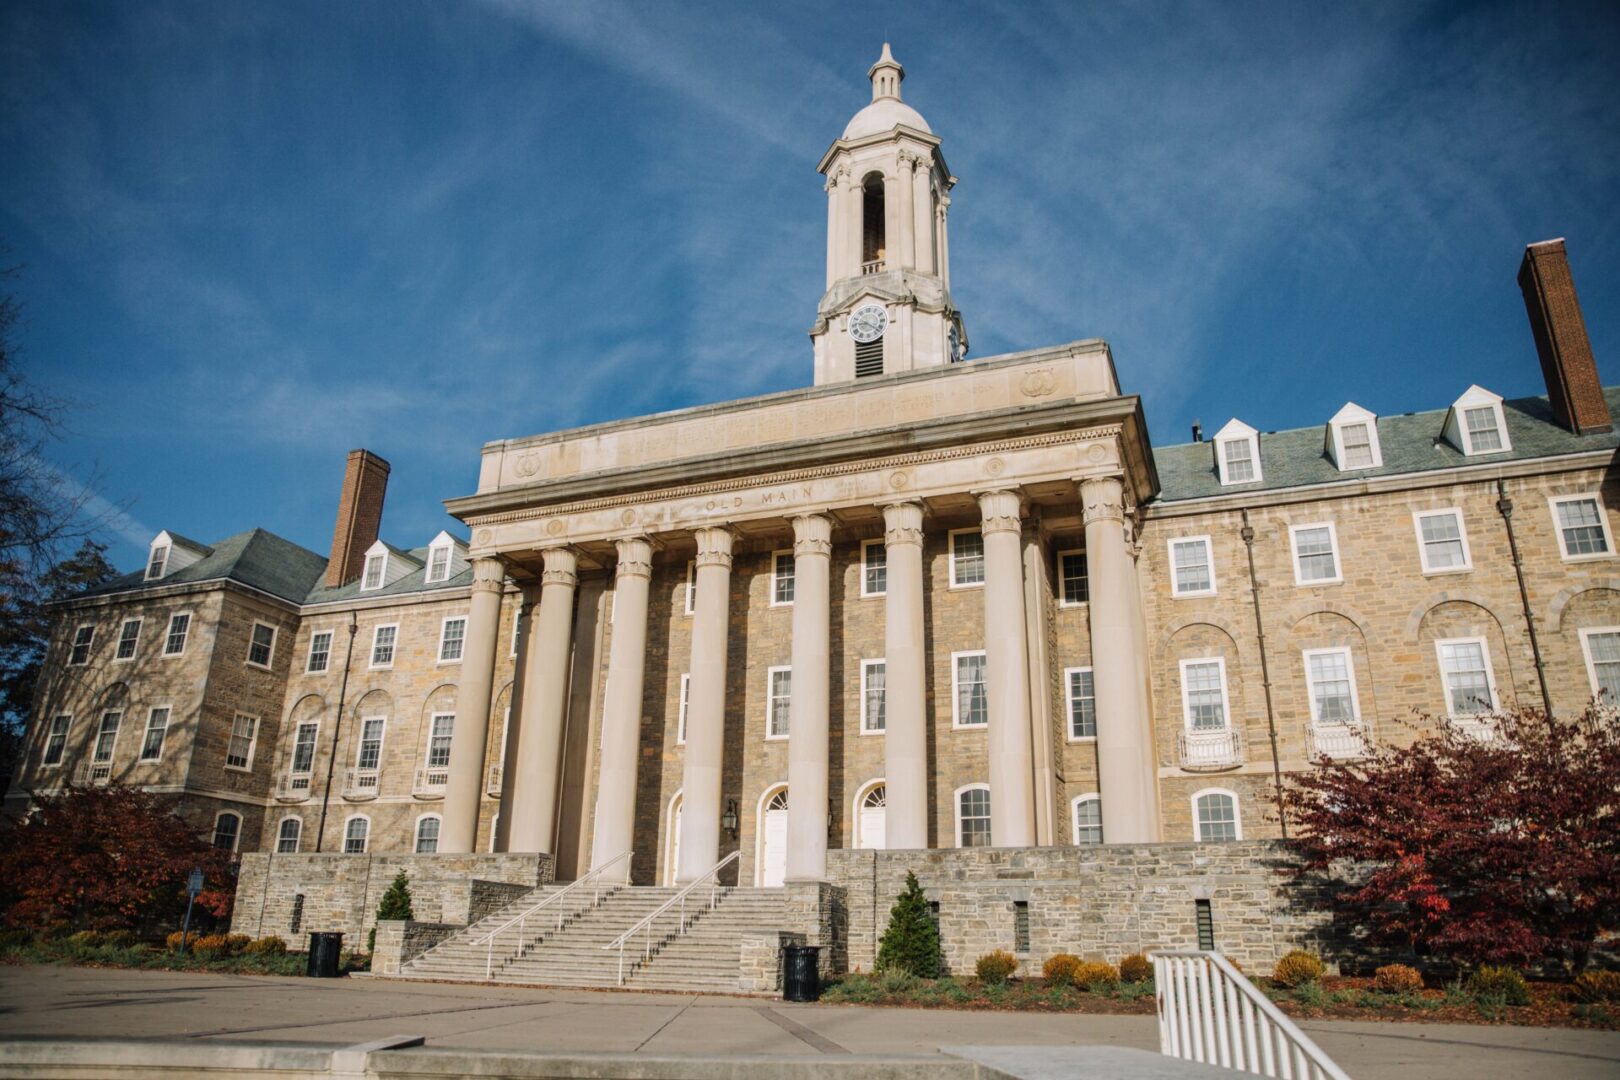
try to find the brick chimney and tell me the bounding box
[1519,238,1610,434]
[326,449,391,588]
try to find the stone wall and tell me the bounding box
[371,919,460,976]
[827,841,1333,977]
[231,851,550,951]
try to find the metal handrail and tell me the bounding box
[603,850,741,985]
[1152,950,1351,1080]
[470,850,631,979]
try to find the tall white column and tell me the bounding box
[978,490,1036,847]
[494,585,539,852]
[896,154,917,271]
[785,514,832,881]
[441,557,505,853]
[844,174,864,275]
[912,163,934,276]
[1081,476,1160,842]
[590,537,654,879]
[506,550,576,853]
[937,196,952,289]
[677,526,734,881]
[824,168,844,289]
[882,501,928,849]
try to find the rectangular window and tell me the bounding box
[226,714,258,770]
[277,819,301,854]
[1222,438,1256,482]
[307,630,333,673]
[861,659,886,734]
[1013,900,1030,953]
[1551,495,1613,560]
[426,545,451,583]
[1169,537,1215,597]
[1464,406,1503,452]
[362,554,385,590]
[677,673,690,744]
[114,619,142,661]
[1073,797,1103,845]
[247,622,276,668]
[370,624,397,668]
[771,551,795,605]
[1066,667,1096,739]
[949,530,985,587]
[1339,422,1375,469]
[41,715,71,766]
[767,666,792,739]
[1290,523,1341,585]
[1304,648,1358,723]
[93,710,121,762]
[344,818,368,854]
[1582,628,1620,704]
[291,722,318,774]
[439,617,467,662]
[1437,638,1495,715]
[1414,509,1471,573]
[510,607,522,657]
[163,613,191,656]
[684,560,696,616]
[953,651,988,727]
[69,625,94,666]
[146,545,169,580]
[426,713,454,768]
[1195,899,1216,950]
[1180,659,1229,731]
[357,717,385,771]
[861,540,887,597]
[139,707,170,761]
[958,787,991,847]
[1058,550,1088,605]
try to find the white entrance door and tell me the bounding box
[761,788,788,887]
[859,784,886,849]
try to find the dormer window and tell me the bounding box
[362,553,385,591]
[1464,406,1503,451]
[422,531,465,585]
[1212,419,1262,485]
[426,545,450,583]
[1444,385,1513,456]
[145,544,169,581]
[1327,403,1382,471]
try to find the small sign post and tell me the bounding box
[179,868,204,955]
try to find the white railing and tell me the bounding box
[343,768,379,799]
[471,851,631,980]
[73,761,113,786]
[412,766,448,798]
[604,850,741,986]
[861,259,883,275]
[1449,715,1499,743]
[275,772,312,801]
[485,763,502,796]
[1178,728,1245,770]
[1153,951,1350,1080]
[1307,720,1371,761]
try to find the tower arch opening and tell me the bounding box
[861,172,886,271]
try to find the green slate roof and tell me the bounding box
[74,528,329,605]
[302,545,471,605]
[1152,388,1620,503]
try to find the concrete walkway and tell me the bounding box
[1,965,1617,1079]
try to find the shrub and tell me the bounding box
[1042,953,1082,987]
[190,933,231,957]
[0,928,34,949]
[1572,970,1620,1003]
[165,930,199,952]
[877,967,917,995]
[1466,965,1530,1006]
[221,934,251,955]
[1272,950,1326,988]
[875,871,942,979]
[243,936,288,956]
[1119,953,1153,983]
[976,950,1018,985]
[1073,961,1119,991]
[369,871,415,953]
[1373,963,1424,994]
[1292,981,1327,1008]
[66,930,105,948]
[103,930,137,948]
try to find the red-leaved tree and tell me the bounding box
[1283,706,1620,973]
[0,784,237,934]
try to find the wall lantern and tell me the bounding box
[722,799,739,838]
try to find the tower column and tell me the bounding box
[882,501,928,849]
[824,170,842,289]
[441,557,505,853]
[844,172,863,276]
[677,526,734,882]
[938,196,952,290]
[494,585,539,851]
[895,154,917,270]
[590,537,654,879]
[505,547,576,853]
[785,513,832,881]
[978,490,1036,847]
[912,163,934,276]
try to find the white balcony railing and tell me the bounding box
[1178,728,1244,770]
[343,768,380,800]
[486,763,502,797]
[1450,715,1500,743]
[73,761,113,786]
[860,259,883,275]
[413,766,448,799]
[275,772,313,801]
[1307,720,1372,761]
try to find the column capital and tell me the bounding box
[1078,475,1127,525]
[613,536,654,580]
[470,556,507,596]
[881,500,925,548]
[791,513,833,558]
[693,525,735,569]
[540,546,578,588]
[519,583,542,609]
[975,489,1023,536]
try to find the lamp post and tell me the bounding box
[178,867,204,955]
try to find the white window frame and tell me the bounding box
[1434,636,1499,716]
[1288,521,1343,587]
[425,712,455,770]
[145,544,170,581]
[1057,549,1088,606]
[139,705,171,763]
[369,623,399,669]
[425,543,452,584]
[948,528,985,589]
[1412,508,1473,575]
[860,539,887,598]
[860,658,887,735]
[355,716,387,772]
[1168,536,1217,598]
[1447,385,1512,456]
[1071,793,1103,846]
[92,709,122,763]
[414,813,443,853]
[951,649,989,729]
[1578,626,1620,705]
[68,624,95,666]
[1327,403,1382,471]
[343,814,370,854]
[684,560,696,616]
[290,720,320,776]
[1064,666,1096,741]
[40,714,72,768]
[226,713,259,771]
[770,550,795,607]
[676,673,690,745]
[1301,647,1361,725]
[765,665,792,740]
[954,782,992,848]
[1192,787,1243,841]
[162,611,191,658]
[113,618,142,662]
[361,552,386,591]
[510,607,521,657]
[275,816,303,854]
[212,811,242,852]
[246,621,277,670]
[1213,419,1263,485]
[306,629,334,674]
[1179,657,1232,732]
[438,615,468,663]
[1548,494,1615,562]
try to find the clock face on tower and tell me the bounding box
[848,304,888,344]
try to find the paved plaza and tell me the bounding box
[1,965,1618,1078]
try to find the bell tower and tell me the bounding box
[811,44,967,385]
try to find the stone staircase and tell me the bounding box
[400,884,788,992]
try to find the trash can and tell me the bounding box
[782,944,822,1002]
[306,932,344,978]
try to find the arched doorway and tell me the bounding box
[856,781,886,849]
[664,791,683,886]
[758,787,789,887]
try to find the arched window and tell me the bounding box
[212,812,241,852]
[276,817,302,854]
[855,781,886,850]
[344,815,370,854]
[956,784,991,848]
[1193,789,1241,842]
[861,173,885,269]
[415,815,441,853]
[1072,795,1103,846]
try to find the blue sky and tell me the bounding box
[3,1,1618,571]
